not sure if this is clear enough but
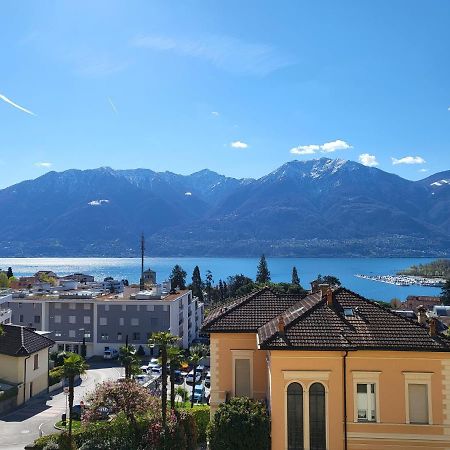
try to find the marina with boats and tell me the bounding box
[355,274,446,287]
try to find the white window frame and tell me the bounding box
[131,318,139,326]
[119,317,124,326]
[69,315,76,324]
[283,370,330,450]
[69,303,76,310]
[54,315,61,324]
[122,305,126,311]
[54,302,61,309]
[147,305,154,312]
[83,316,91,324]
[99,317,107,326]
[83,303,91,310]
[403,372,433,425]
[104,305,110,311]
[231,349,254,398]
[69,330,76,338]
[352,371,381,423]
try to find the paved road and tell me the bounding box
[0,362,123,450]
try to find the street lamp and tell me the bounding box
[149,342,155,358]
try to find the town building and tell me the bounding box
[0,291,12,325]
[203,286,450,450]
[142,268,157,285]
[404,295,442,312]
[0,324,54,408]
[7,285,204,357]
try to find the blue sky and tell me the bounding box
[1,0,449,188]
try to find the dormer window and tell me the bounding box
[344,308,354,317]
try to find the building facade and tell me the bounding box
[203,286,450,450]
[0,291,12,325]
[7,287,203,357]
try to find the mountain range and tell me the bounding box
[0,158,449,257]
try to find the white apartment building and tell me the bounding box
[7,286,204,357]
[0,291,12,325]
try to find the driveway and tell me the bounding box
[0,361,123,450]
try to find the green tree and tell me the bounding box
[227,274,254,298]
[6,267,13,279]
[167,345,185,409]
[291,266,300,286]
[441,279,450,306]
[191,266,204,301]
[0,273,8,288]
[57,353,88,440]
[189,344,209,408]
[170,265,187,290]
[118,345,140,379]
[256,255,270,284]
[149,332,179,427]
[205,270,214,303]
[316,274,341,286]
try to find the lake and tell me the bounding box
[0,257,443,301]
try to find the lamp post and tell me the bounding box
[149,342,155,359]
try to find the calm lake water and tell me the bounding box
[0,257,442,301]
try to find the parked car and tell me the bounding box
[151,366,163,377]
[185,370,202,384]
[196,365,205,376]
[205,371,211,388]
[103,348,118,359]
[192,384,205,403]
[134,374,150,385]
[173,370,184,384]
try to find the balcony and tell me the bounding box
[0,308,12,324]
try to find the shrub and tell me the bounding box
[0,385,18,402]
[184,406,209,443]
[48,368,62,386]
[34,435,57,450]
[208,397,270,450]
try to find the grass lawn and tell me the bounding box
[55,419,82,430]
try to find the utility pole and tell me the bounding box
[139,233,145,291]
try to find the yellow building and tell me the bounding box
[203,286,450,450]
[0,324,54,406]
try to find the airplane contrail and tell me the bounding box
[108,97,118,114]
[0,93,36,116]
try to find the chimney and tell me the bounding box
[417,305,427,325]
[319,283,330,296]
[429,317,438,337]
[310,280,319,293]
[278,316,285,335]
[326,287,333,307]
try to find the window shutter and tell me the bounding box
[235,359,250,397]
[409,384,428,424]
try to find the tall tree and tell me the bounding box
[167,346,184,409]
[205,270,214,303]
[57,353,88,440]
[256,255,271,284]
[118,345,140,379]
[291,266,300,286]
[149,332,179,427]
[191,265,203,301]
[441,279,450,306]
[0,273,8,288]
[170,264,187,290]
[6,267,13,279]
[189,344,209,408]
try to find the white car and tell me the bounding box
[151,366,163,377]
[205,371,211,388]
[185,370,202,384]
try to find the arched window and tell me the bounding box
[309,383,326,450]
[287,382,304,450]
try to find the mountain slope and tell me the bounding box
[0,159,449,257]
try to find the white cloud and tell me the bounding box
[358,153,379,167]
[391,156,426,165]
[290,145,320,155]
[132,34,293,76]
[184,192,192,196]
[88,199,110,206]
[289,139,352,155]
[108,97,118,114]
[231,141,249,149]
[34,162,52,168]
[0,93,35,116]
[211,111,219,116]
[320,139,352,153]
[418,168,429,173]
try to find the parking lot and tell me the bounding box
[138,359,211,405]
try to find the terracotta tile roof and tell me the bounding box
[258,288,450,352]
[202,287,307,333]
[0,324,55,356]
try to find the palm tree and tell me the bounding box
[189,344,209,408]
[118,345,140,379]
[58,353,88,439]
[167,346,184,409]
[149,332,179,427]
